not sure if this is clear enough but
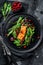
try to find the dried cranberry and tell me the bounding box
[29,19,32,22]
[23,46,27,48]
[10,37,14,41]
[12,1,22,12]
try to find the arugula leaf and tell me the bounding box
[12,31,17,38]
[17,17,23,24]
[13,39,21,46]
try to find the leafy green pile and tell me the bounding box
[1,3,11,18]
[7,17,35,48]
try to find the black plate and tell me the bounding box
[1,13,42,55]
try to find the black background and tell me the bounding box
[0,0,43,65]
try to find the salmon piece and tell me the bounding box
[17,26,27,41]
[17,33,24,41]
[20,26,27,34]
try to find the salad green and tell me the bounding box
[1,3,11,18]
[7,17,35,48]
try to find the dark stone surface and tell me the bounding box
[0,0,43,65]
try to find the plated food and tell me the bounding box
[12,1,22,12]
[6,16,35,48]
[1,13,42,57]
